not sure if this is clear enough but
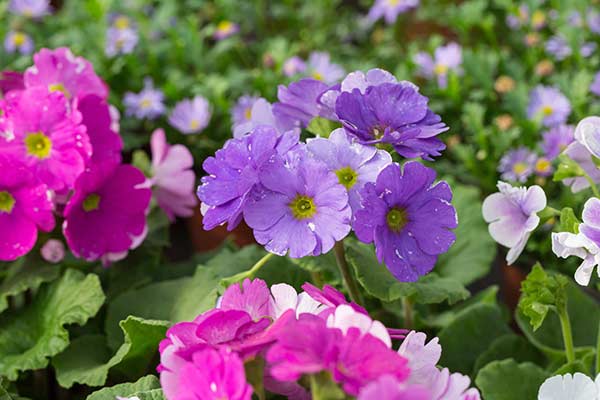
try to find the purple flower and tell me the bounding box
[232,95,260,127]
[40,239,65,264]
[581,42,597,58]
[498,147,536,182]
[244,151,351,258]
[305,52,345,84]
[306,128,392,212]
[568,11,583,27]
[213,21,239,40]
[105,27,139,57]
[367,0,419,24]
[232,97,278,138]
[4,31,34,55]
[591,72,600,96]
[8,0,50,17]
[336,82,448,160]
[168,96,211,134]
[414,43,462,89]
[283,56,306,77]
[482,182,546,264]
[534,157,553,177]
[151,129,197,221]
[63,162,151,263]
[527,85,571,127]
[545,35,572,61]
[0,156,54,261]
[272,78,334,131]
[358,375,431,400]
[506,5,529,29]
[541,124,574,160]
[123,79,165,120]
[563,142,600,193]
[353,162,457,282]
[588,8,600,34]
[197,126,299,231]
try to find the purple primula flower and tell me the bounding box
[336,81,448,160]
[306,128,392,213]
[541,124,574,160]
[305,52,345,84]
[40,239,65,264]
[123,78,165,120]
[283,56,306,77]
[213,21,239,40]
[573,116,600,159]
[4,31,34,55]
[545,35,572,61]
[272,78,333,131]
[581,42,597,58]
[482,181,546,265]
[588,8,600,34]
[498,147,537,182]
[244,152,352,258]
[8,0,50,17]
[367,0,419,24]
[358,375,431,400]
[568,11,583,27]
[105,27,139,57]
[563,142,600,193]
[591,72,600,96]
[63,162,151,264]
[168,96,211,134]
[527,85,571,127]
[232,97,278,138]
[197,126,299,231]
[506,5,529,29]
[353,162,457,282]
[232,95,260,127]
[414,43,462,89]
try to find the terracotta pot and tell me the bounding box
[500,258,528,315]
[186,206,255,252]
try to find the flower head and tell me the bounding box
[552,230,600,286]
[353,162,457,282]
[168,96,211,135]
[40,239,65,263]
[538,373,600,400]
[63,162,151,263]
[588,9,600,34]
[367,0,419,24]
[78,94,123,164]
[591,72,600,96]
[541,124,574,160]
[527,85,571,127]
[498,147,537,182]
[8,0,50,18]
[123,79,165,120]
[545,35,572,61]
[151,129,196,221]
[305,52,345,84]
[105,27,139,57]
[358,375,430,400]
[414,43,462,88]
[283,56,306,77]
[482,181,546,264]
[232,97,278,138]
[0,71,24,95]
[273,78,334,131]
[214,21,239,40]
[563,141,600,193]
[4,31,34,55]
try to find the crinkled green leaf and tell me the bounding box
[53,316,169,388]
[553,154,586,182]
[306,117,340,137]
[559,207,580,234]
[0,269,104,380]
[473,334,543,376]
[86,375,162,400]
[346,239,469,305]
[475,359,549,400]
[0,259,60,314]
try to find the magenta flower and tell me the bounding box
[150,129,196,221]
[302,282,368,316]
[168,96,211,135]
[0,156,54,261]
[219,278,273,321]
[353,162,457,282]
[283,56,307,77]
[40,239,65,263]
[367,0,419,24]
[78,94,123,164]
[0,71,24,95]
[4,31,34,55]
[358,375,431,400]
[123,79,166,120]
[305,52,345,84]
[24,48,108,100]
[244,152,351,258]
[414,43,462,89]
[527,85,571,127]
[0,87,91,191]
[63,162,151,263]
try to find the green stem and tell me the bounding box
[219,252,275,290]
[333,241,364,307]
[558,306,576,364]
[596,319,600,374]
[403,297,414,330]
[583,172,600,198]
[247,252,275,279]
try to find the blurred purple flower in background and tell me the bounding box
[4,31,34,55]
[283,56,306,77]
[498,147,536,182]
[8,0,50,18]
[414,43,462,88]
[545,35,572,61]
[232,97,278,138]
[168,96,211,134]
[527,85,571,127]
[367,0,419,24]
[123,78,165,120]
[105,27,139,57]
[541,124,574,160]
[588,8,600,34]
[214,21,239,40]
[581,42,597,58]
[591,72,600,96]
[567,11,583,27]
[305,52,345,84]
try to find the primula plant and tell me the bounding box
[1,0,600,400]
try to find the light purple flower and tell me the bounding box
[232,95,260,127]
[4,31,34,55]
[306,128,392,213]
[283,56,306,77]
[232,97,278,138]
[568,197,600,285]
[105,27,139,57]
[588,9,600,34]
[506,5,529,29]
[568,11,583,27]
[527,85,571,127]
[581,42,597,58]
[213,21,239,40]
[591,72,600,96]
[123,79,165,120]
[545,35,572,61]
[482,181,546,265]
[151,129,196,221]
[8,0,50,17]
[305,52,345,84]
[498,147,537,182]
[563,142,600,193]
[541,124,574,160]
[272,78,333,131]
[414,43,462,89]
[358,375,431,400]
[40,239,65,263]
[244,152,351,258]
[336,81,448,160]
[573,116,600,159]
[552,230,600,286]
[197,126,299,231]
[353,162,457,282]
[367,0,419,24]
[168,96,211,134]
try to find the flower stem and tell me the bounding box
[558,306,576,364]
[596,319,600,374]
[403,297,414,330]
[333,241,364,307]
[219,252,275,290]
[247,252,275,279]
[583,172,600,198]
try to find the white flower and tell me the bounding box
[326,304,391,347]
[269,283,327,319]
[552,232,600,285]
[574,116,600,159]
[538,373,600,399]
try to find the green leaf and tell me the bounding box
[559,208,580,234]
[346,239,469,305]
[53,317,169,388]
[473,334,543,376]
[436,184,495,285]
[132,150,152,178]
[438,303,511,375]
[0,269,105,380]
[306,117,340,137]
[86,375,162,400]
[0,259,60,314]
[475,359,549,400]
[553,154,585,182]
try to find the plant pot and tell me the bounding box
[186,206,256,252]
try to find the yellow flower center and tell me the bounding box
[387,0,401,5]
[114,16,130,30]
[189,119,200,130]
[12,32,26,46]
[335,167,358,190]
[531,10,545,27]
[312,72,324,81]
[289,195,317,220]
[535,158,551,173]
[25,132,52,159]
[0,191,16,214]
[370,126,385,140]
[512,162,528,175]
[244,107,252,120]
[541,105,554,116]
[217,21,233,33]
[48,83,70,98]
[386,208,408,232]
[434,64,448,75]
[140,98,152,109]
[82,194,101,212]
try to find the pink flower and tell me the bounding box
[0,156,54,261]
[358,375,431,400]
[40,239,65,263]
[150,129,196,221]
[0,87,90,191]
[78,95,123,164]
[24,47,108,100]
[326,304,392,347]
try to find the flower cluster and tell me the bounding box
[158,277,480,400]
[199,69,457,282]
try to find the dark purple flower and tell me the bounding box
[541,124,574,160]
[272,78,334,131]
[353,162,457,282]
[498,147,537,182]
[335,82,448,160]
